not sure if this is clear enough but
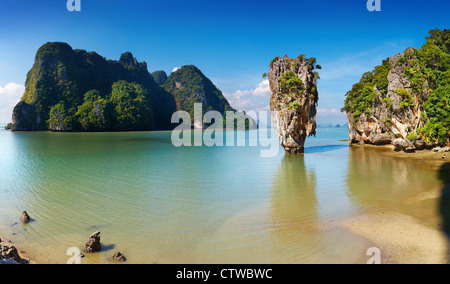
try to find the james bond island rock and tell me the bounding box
[269,55,321,154]
[11,42,249,132]
[83,231,101,253]
[342,29,450,151]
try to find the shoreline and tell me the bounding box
[350,143,450,170]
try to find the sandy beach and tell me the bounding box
[341,211,449,264]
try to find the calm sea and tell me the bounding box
[0,127,447,263]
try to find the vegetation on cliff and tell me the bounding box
[342,29,450,146]
[162,65,235,116]
[151,71,168,86]
[12,42,250,131]
[162,65,256,128]
[13,42,175,131]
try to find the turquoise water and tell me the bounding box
[0,128,446,263]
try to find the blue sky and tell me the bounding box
[0,0,449,123]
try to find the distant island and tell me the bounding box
[11,42,253,132]
[342,29,450,151]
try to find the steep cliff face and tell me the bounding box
[344,49,427,147]
[343,29,450,150]
[269,55,320,154]
[12,42,249,132]
[12,42,176,131]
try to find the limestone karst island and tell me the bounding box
[1,0,450,267]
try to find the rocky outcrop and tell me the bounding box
[111,251,126,262]
[12,42,177,131]
[0,238,25,264]
[11,42,249,132]
[433,147,450,153]
[163,65,234,116]
[12,102,39,131]
[343,30,450,151]
[83,231,101,253]
[20,211,31,224]
[268,55,320,154]
[344,48,428,151]
[162,65,257,129]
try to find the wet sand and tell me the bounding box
[341,211,449,264]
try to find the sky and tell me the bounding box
[0,0,449,124]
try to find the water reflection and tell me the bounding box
[271,154,318,230]
[346,146,441,216]
[270,150,371,264]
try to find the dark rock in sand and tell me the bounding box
[0,242,22,263]
[83,231,101,253]
[414,140,426,151]
[111,251,126,262]
[404,146,416,153]
[20,211,31,224]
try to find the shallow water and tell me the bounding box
[0,128,447,264]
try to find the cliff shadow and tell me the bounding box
[438,162,450,263]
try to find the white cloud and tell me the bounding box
[252,80,271,97]
[172,67,180,73]
[0,83,25,123]
[224,79,271,114]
